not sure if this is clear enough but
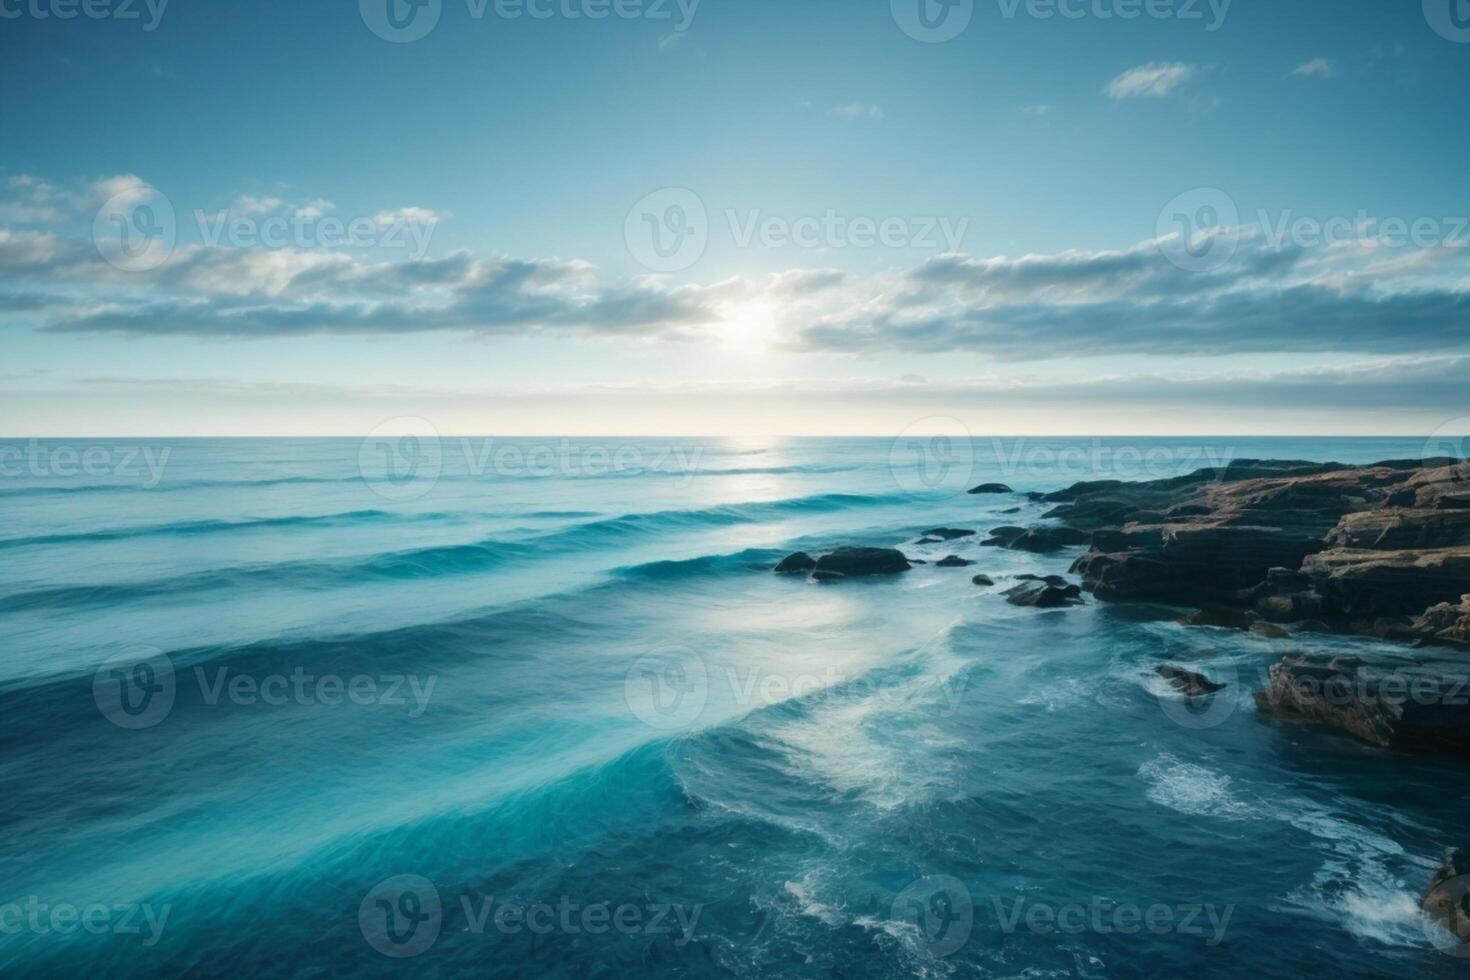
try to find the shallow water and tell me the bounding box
[2,436,1466,978]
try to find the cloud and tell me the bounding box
[783,229,1470,360]
[1291,58,1337,79]
[1106,62,1200,99]
[829,102,884,120]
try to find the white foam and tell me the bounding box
[1136,753,1260,820]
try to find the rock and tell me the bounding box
[1014,574,1067,586]
[774,552,816,574]
[1179,606,1257,631]
[1004,583,1079,609]
[1000,507,1022,514]
[1156,665,1227,696]
[996,526,1090,554]
[1025,491,1047,501]
[811,547,912,578]
[971,574,995,586]
[936,555,975,567]
[1250,622,1290,639]
[1054,458,1470,647]
[968,483,1013,494]
[1253,655,1470,756]
[1410,595,1470,646]
[923,528,976,540]
[1423,849,1470,947]
[811,570,845,582]
[916,537,943,545]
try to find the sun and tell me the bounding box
[714,300,779,353]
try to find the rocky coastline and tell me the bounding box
[773,456,1470,929]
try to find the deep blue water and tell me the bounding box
[2,435,1467,978]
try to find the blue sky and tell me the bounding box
[1,0,1468,435]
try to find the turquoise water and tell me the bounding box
[1,436,1466,978]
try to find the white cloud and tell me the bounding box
[829,102,884,120]
[1106,62,1200,99]
[1291,58,1337,79]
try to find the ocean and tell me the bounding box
[1,435,1465,978]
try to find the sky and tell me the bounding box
[1,0,1468,436]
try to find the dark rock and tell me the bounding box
[1250,622,1290,639]
[1000,507,1021,514]
[811,570,845,582]
[923,528,976,540]
[936,555,975,567]
[996,526,1090,554]
[968,483,1013,494]
[1056,459,1470,646]
[1179,606,1258,631]
[916,537,943,545]
[774,552,816,574]
[1156,665,1227,696]
[1025,491,1047,501]
[971,574,995,586]
[1423,849,1470,947]
[811,547,912,578]
[1253,655,1470,756]
[1004,583,1078,609]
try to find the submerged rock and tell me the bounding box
[1422,849,1470,947]
[773,552,817,574]
[968,483,1013,494]
[1253,655,1470,756]
[990,526,1090,554]
[936,555,974,567]
[812,547,912,578]
[1156,665,1227,696]
[1179,606,1257,631]
[971,574,995,586]
[923,527,976,540]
